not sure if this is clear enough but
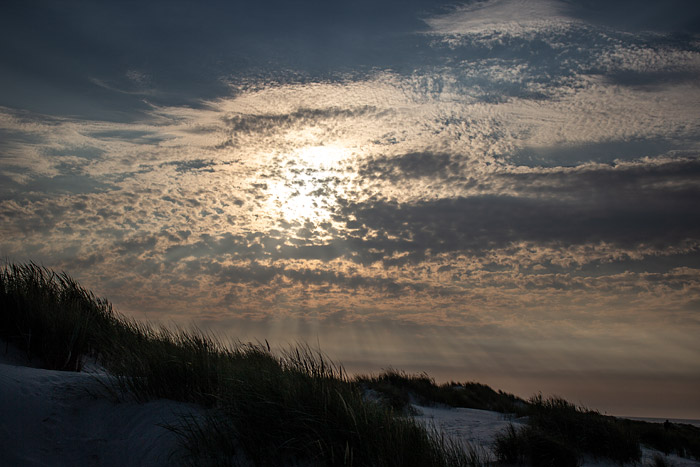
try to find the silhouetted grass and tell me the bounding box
[170,349,484,467]
[494,395,641,466]
[357,368,700,465]
[650,452,671,467]
[493,423,579,467]
[107,336,486,466]
[0,262,116,371]
[625,418,700,460]
[356,369,524,414]
[0,262,485,466]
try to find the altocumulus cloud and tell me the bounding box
[1,0,700,417]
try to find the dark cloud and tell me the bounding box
[338,159,700,263]
[359,152,464,181]
[162,230,347,265]
[114,235,158,256]
[62,253,106,270]
[3,0,697,127]
[0,174,116,199]
[210,261,419,296]
[0,200,71,235]
[428,24,700,107]
[604,70,700,89]
[503,158,700,201]
[425,27,611,99]
[218,106,383,148]
[88,129,171,145]
[47,145,106,161]
[160,159,217,173]
[163,233,249,263]
[224,107,381,133]
[0,128,45,150]
[564,0,700,33]
[506,139,680,167]
[0,0,452,120]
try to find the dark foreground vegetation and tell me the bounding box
[357,370,523,414]
[2,262,699,466]
[362,372,700,466]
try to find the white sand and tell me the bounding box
[413,404,527,461]
[414,404,527,448]
[412,403,700,466]
[0,346,201,466]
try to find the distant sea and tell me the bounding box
[623,417,700,428]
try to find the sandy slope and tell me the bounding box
[0,348,201,467]
[413,405,527,461]
[412,404,700,467]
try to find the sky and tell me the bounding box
[2,0,700,419]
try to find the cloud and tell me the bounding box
[424,0,576,36]
[349,156,700,247]
[160,159,217,173]
[1,7,699,335]
[426,0,700,37]
[2,0,700,420]
[6,174,117,197]
[565,0,700,33]
[358,152,464,181]
[223,106,380,134]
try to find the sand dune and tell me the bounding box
[0,348,200,467]
[2,342,698,466]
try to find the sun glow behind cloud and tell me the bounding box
[264,145,350,223]
[297,145,347,168]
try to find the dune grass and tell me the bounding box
[0,262,116,371]
[351,361,700,465]
[3,261,700,466]
[0,262,483,466]
[627,418,700,460]
[489,394,700,465]
[357,369,524,414]
[493,395,641,466]
[168,350,480,466]
[104,329,483,466]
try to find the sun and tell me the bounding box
[265,145,348,224]
[296,145,347,169]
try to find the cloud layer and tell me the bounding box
[2,0,699,417]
